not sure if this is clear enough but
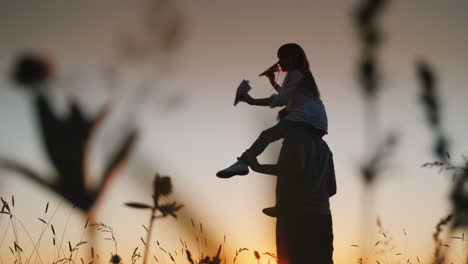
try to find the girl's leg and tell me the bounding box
[216,121,289,178]
[240,120,289,161]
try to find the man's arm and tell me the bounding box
[251,164,278,176]
[241,155,278,176]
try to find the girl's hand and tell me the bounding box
[241,92,254,104]
[265,71,275,81]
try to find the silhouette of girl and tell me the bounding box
[217,43,327,178]
[217,43,336,264]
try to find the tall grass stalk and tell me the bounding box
[143,208,157,264]
[125,173,183,264]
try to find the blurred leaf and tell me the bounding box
[103,131,137,179]
[125,202,153,209]
[157,202,183,218]
[0,158,56,190]
[361,132,399,184]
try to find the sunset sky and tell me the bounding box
[1,0,468,263]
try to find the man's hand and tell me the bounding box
[239,152,261,171]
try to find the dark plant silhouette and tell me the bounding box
[416,61,450,160]
[89,222,122,264]
[421,157,468,263]
[12,53,54,87]
[1,194,278,264]
[431,214,453,264]
[354,0,387,101]
[416,58,459,264]
[125,173,183,264]
[90,222,119,256]
[353,0,388,180]
[353,0,397,185]
[353,0,399,254]
[449,160,468,264]
[450,162,468,228]
[0,53,138,212]
[191,245,222,264]
[423,158,468,227]
[110,254,122,264]
[360,133,398,185]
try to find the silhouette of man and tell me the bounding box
[244,122,336,264]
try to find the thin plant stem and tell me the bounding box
[85,208,98,262]
[57,205,74,260]
[73,213,93,264]
[9,215,45,264]
[465,241,468,264]
[361,99,378,258]
[361,186,376,260]
[25,199,63,264]
[143,208,157,264]
[366,99,378,150]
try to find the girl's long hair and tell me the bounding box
[277,43,320,98]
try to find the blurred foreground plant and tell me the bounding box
[1,53,138,213]
[353,0,400,253]
[423,156,468,263]
[423,157,468,227]
[416,61,450,161]
[125,173,183,264]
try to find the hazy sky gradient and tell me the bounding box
[1,0,468,263]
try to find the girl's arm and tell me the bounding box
[269,70,302,107]
[266,72,281,93]
[241,70,301,106]
[242,93,273,106]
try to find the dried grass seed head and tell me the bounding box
[110,254,121,264]
[12,53,53,87]
[153,174,173,200]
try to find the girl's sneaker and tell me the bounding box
[262,206,277,217]
[216,160,249,178]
